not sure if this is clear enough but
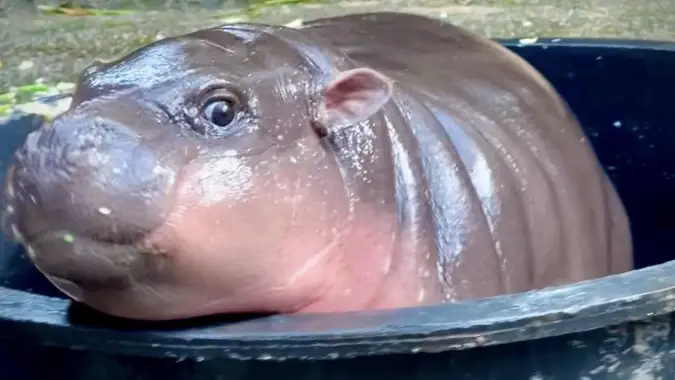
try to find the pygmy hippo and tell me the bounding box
[2,12,633,320]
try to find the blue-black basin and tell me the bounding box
[1,38,675,380]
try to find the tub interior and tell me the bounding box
[1,39,675,305]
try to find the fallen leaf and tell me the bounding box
[17,83,50,95]
[0,104,12,116]
[14,97,72,121]
[0,92,16,104]
[284,18,304,28]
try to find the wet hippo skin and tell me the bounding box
[1,12,633,321]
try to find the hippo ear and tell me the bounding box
[315,68,393,135]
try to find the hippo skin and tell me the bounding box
[1,12,633,320]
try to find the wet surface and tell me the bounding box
[2,0,675,91]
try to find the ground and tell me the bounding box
[0,0,675,114]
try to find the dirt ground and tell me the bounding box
[1,0,675,91]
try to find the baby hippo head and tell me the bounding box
[1,24,394,320]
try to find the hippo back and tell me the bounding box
[302,12,633,301]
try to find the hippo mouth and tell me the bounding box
[8,226,156,295]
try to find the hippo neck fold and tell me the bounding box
[243,25,452,308]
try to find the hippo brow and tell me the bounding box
[240,66,298,84]
[223,23,338,78]
[274,35,339,78]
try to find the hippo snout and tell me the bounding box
[2,111,180,292]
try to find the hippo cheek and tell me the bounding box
[139,154,353,314]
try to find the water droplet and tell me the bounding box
[63,233,75,243]
[11,224,23,243]
[417,289,426,302]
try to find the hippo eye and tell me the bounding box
[202,99,236,127]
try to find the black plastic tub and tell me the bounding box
[2,38,675,380]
